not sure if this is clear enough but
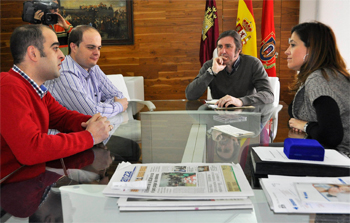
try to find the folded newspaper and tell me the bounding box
[103,162,254,200]
[117,197,253,211]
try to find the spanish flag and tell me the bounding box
[200,0,219,66]
[260,0,277,77]
[235,0,257,57]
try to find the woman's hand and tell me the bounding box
[288,118,307,132]
[288,128,306,139]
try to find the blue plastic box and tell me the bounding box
[284,138,325,161]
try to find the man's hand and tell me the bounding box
[82,113,110,145]
[114,97,128,112]
[54,13,70,30]
[212,56,228,74]
[216,95,243,108]
[288,118,307,133]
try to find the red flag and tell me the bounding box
[200,0,219,66]
[260,0,277,77]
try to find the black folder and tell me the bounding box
[250,149,350,188]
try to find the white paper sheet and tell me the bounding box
[205,100,219,105]
[252,147,350,167]
[211,125,254,138]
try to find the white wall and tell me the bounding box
[299,0,350,68]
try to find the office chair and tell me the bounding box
[106,74,155,143]
[1,208,12,222]
[267,77,283,142]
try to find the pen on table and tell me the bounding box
[60,158,68,176]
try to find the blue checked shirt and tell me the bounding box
[12,65,48,98]
[45,55,124,118]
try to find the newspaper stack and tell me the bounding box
[103,162,254,211]
[260,175,350,214]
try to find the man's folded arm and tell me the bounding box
[1,89,94,166]
[186,62,214,100]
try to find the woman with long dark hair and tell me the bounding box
[286,21,349,152]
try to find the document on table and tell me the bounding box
[252,146,350,167]
[260,175,350,213]
[205,100,219,105]
[294,182,350,204]
[103,113,124,144]
[211,125,254,138]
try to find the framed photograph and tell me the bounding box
[60,0,134,45]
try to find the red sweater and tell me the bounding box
[0,69,94,183]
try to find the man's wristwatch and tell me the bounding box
[207,67,217,76]
[303,122,309,133]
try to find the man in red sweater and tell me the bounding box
[0,24,112,216]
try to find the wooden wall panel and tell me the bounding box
[278,0,300,103]
[0,0,299,103]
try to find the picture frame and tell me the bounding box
[60,0,134,45]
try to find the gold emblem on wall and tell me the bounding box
[202,6,217,41]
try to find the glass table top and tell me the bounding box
[112,100,277,164]
[3,100,348,222]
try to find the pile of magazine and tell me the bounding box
[260,175,350,214]
[103,162,254,211]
